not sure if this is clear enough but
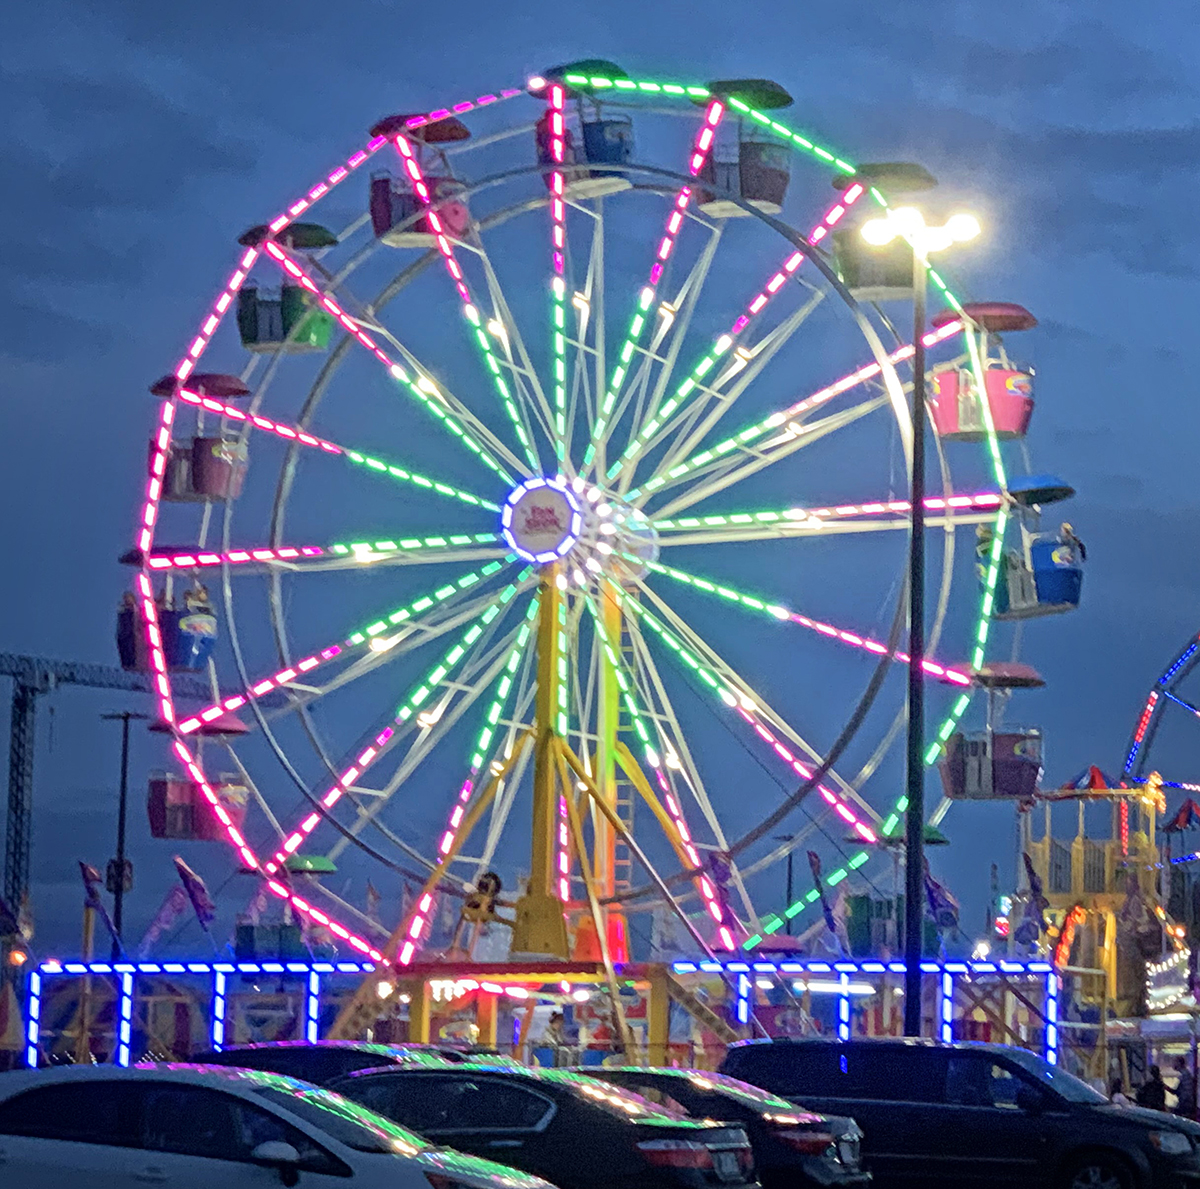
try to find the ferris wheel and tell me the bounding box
[124,61,1056,983]
[1123,629,1200,792]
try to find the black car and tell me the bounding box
[192,1039,519,1085]
[330,1061,758,1189]
[721,1036,1200,1189]
[577,1066,869,1188]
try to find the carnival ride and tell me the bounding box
[108,61,1085,1051]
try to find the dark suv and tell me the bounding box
[721,1037,1200,1189]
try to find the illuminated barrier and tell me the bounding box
[669,956,1059,1064]
[24,959,378,1069]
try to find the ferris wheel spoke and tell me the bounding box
[178,559,514,733]
[324,615,531,866]
[629,318,964,507]
[381,132,544,474]
[655,287,828,477]
[621,616,763,931]
[627,581,883,836]
[582,590,740,946]
[595,226,724,485]
[145,536,507,577]
[582,100,725,468]
[263,578,531,873]
[642,556,971,686]
[652,491,1002,541]
[177,382,505,515]
[608,185,873,489]
[652,395,891,520]
[258,241,520,483]
[652,509,998,545]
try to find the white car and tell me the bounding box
[0,1063,560,1189]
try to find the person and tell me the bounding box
[1109,1078,1132,1107]
[1174,1056,1195,1119]
[1137,1065,1168,1111]
[1060,522,1087,561]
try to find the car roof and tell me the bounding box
[0,1063,313,1098]
[340,1062,718,1127]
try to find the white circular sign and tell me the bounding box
[501,478,582,564]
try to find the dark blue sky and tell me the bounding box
[3,0,1197,954]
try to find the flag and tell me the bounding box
[1167,799,1200,833]
[365,881,381,925]
[137,884,189,957]
[79,862,122,953]
[1013,852,1049,945]
[173,856,216,929]
[806,851,839,936]
[923,858,960,930]
[239,881,269,926]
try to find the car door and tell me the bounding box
[0,1080,139,1189]
[129,1081,350,1187]
[349,1073,556,1174]
[939,1053,1055,1186]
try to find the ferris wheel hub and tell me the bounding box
[500,475,659,582]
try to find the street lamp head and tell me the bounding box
[860,207,980,255]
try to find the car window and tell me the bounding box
[1001,1048,1107,1103]
[136,1082,343,1173]
[946,1056,1025,1108]
[724,1043,842,1097]
[345,1075,553,1133]
[0,1082,139,1147]
[844,1047,947,1103]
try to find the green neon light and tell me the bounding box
[329,532,500,556]
[460,303,540,474]
[384,361,513,485]
[343,448,501,511]
[395,576,527,723]
[344,559,510,646]
[470,596,539,768]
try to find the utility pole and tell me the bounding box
[102,711,147,959]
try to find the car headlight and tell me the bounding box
[1150,1131,1193,1156]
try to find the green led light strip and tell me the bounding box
[562,70,1010,944]
[471,597,540,768]
[345,559,510,646]
[384,360,514,486]
[395,576,527,723]
[343,448,501,512]
[460,303,540,474]
[329,532,500,556]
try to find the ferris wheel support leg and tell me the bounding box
[511,569,571,959]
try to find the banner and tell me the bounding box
[173,856,216,929]
[806,851,839,936]
[137,884,189,957]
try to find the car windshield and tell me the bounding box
[251,1083,431,1154]
[1002,1049,1107,1103]
[516,1069,697,1126]
[665,1071,821,1119]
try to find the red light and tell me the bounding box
[637,1140,715,1170]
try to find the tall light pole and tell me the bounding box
[102,710,147,959]
[860,207,980,1035]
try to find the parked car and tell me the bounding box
[721,1036,1200,1189]
[193,1038,520,1085]
[576,1066,869,1188]
[0,1063,558,1189]
[330,1061,758,1189]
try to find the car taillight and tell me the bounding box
[637,1139,716,1169]
[776,1129,835,1156]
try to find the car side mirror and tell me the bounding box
[252,1141,301,1187]
[1015,1085,1045,1114]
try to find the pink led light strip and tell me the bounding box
[802,492,1002,520]
[265,722,398,874]
[148,546,331,572]
[735,707,877,843]
[781,320,963,422]
[589,100,723,448]
[393,135,472,302]
[557,793,571,902]
[177,388,343,453]
[734,183,865,333]
[548,84,568,447]
[650,763,737,949]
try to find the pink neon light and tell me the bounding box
[782,491,1002,522]
[148,544,329,573]
[176,389,343,454]
[781,320,964,422]
[557,793,571,902]
[734,706,878,843]
[549,85,566,281]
